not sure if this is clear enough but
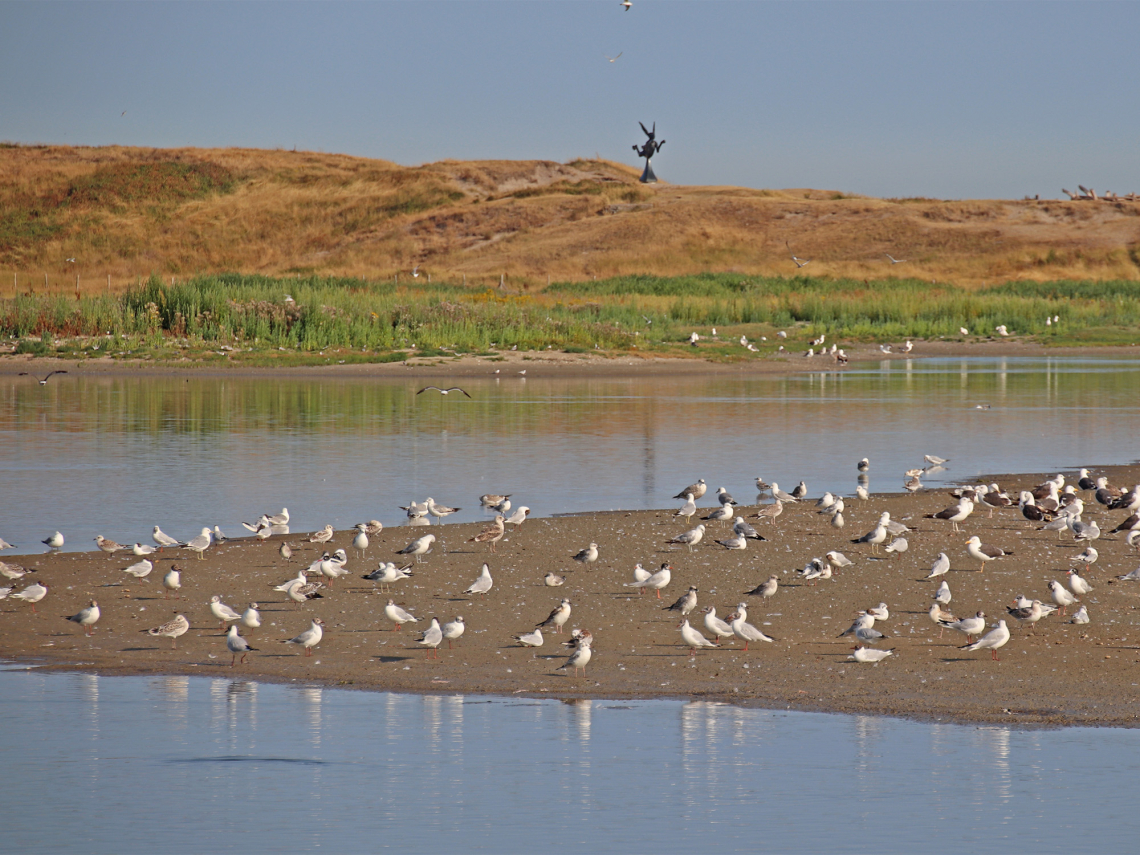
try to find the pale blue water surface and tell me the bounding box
[2,356,1138,554]
[1,666,1137,854]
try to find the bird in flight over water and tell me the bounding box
[416,386,472,398]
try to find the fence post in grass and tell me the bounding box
[43,272,47,295]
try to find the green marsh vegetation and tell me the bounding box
[1,272,1138,363]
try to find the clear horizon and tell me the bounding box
[2,1,1138,200]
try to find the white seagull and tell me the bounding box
[152,526,183,548]
[209,595,243,630]
[65,600,101,636]
[384,599,419,630]
[122,558,154,579]
[397,533,436,563]
[284,618,324,656]
[962,620,1010,660]
[679,619,718,655]
[464,563,494,595]
[226,625,256,666]
[667,524,705,552]
[144,613,190,648]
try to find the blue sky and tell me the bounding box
[2,1,1138,199]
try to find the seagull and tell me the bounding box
[675,493,697,523]
[838,612,875,639]
[965,536,1011,572]
[544,572,564,587]
[849,647,894,663]
[0,561,31,581]
[1048,580,1078,615]
[94,535,126,556]
[925,498,974,532]
[664,586,698,616]
[926,552,951,578]
[558,637,592,676]
[363,562,414,592]
[1068,568,1093,596]
[65,600,100,636]
[223,625,257,666]
[940,611,987,643]
[411,266,420,278]
[468,517,505,553]
[929,603,955,637]
[703,505,734,526]
[572,542,599,565]
[621,0,631,9]
[489,498,512,514]
[209,595,243,630]
[351,524,369,559]
[1070,605,1090,625]
[715,532,748,550]
[153,526,182,549]
[464,563,494,595]
[752,500,784,525]
[1007,599,1046,631]
[934,581,952,605]
[416,386,471,397]
[537,599,572,633]
[960,327,970,336]
[1117,567,1140,582]
[883,537,908,557]
[414,620,440,661]
[442,616,465,649]
[884,253,906,264]
[384,599,419,630]
[679,619,718,655]
[284,618,324,656]
[504,506,530,527]
[0,538,14,551]
[480,494,511,507]
[853,625,888,645]
[131,542,156,557]
[730,604,774,650]
[745,574,778,599]
[182,528,213,560]
[425,497,460,524]
[770,483,798,503]
[674,479,707,500]
[701,607,735,644]
[866,603,890,622]
[42,531,64,551]
[397,533,436,562]
[308,524,335,544]
[605,52,622,62]
[715,487,737,506]
[122,558,153,579]
[241,603,261,630]
[787,242,811,268]
[732,519,766,541]
[624,562,671,598]
[826,550,853,568]
[924,455,949,466]
[144,614,190,648]
[17,370,68,385]
[11,581,47,612]
[962,620,1010,660]
[852,519,888,553]
[515,628,543,647]
[1071,520,1101,543]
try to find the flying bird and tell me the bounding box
[416,386,471,397]
[605,52,622,62]
[884,254,907,264]
[18,371,68,385]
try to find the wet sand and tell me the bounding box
[4,465,1140,727]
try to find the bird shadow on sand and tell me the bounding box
[939,656,982,663]
[375,655,413,664]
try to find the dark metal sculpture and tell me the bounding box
[632,121,664,184]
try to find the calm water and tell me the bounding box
[1,666,1137,853]
[2,356,1139,553]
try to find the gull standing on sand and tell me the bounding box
[95,535,126,556]
[745,574,779,599]
[1068,569,1093,596]
[962,620,1010,660]
[144,614,190,648]
[1070,605,1090,625]
[752,500,784,525]
[504,506,530,528]
[284,618,323,656]
[426,498,460,524]
[515,628,543,647]
[675,493,697,523]
[397,533,436,563]
[770,483,798,503]
[132,542,156,557]
[558,636,593,677]
[703,607,735,644]
[1070,546,1099,569]
[122,558,153,579]
[468,517,505,553]
[703,504,734,526]
[572,542,599,566]
[732,519,766,541]
[1007,599,1046,631]
[183,528,213,560]
[679,619,718,655]
[279,542,293,560]
[1049,580,1079,615]
[226,625,256,665]
[852,518,888,553]
[926,552,951,578]
[628,563,652,593]
[674,479,707,501]
[965,536,1011,572]
[241,603,261,631]
[209,595,243,630]
[929,603,955,637]
[625,562,671,598]
[850,647,894,663]
[826,550,853,569]
[715,531,748,550]
[384,599,419,630]
[883,537,908,557]
[544,572,565,587]
[65,600,100,636]
[730,604,774,650]
[10,581,47,612]
[363,562,414,592]
[537,599,572,633]
[417,618,443,658]
[352,524,369,559]
[940,611,987,643]
[309,525,335,544]
[934,581,952,605]
[42,531,64,551]
[442,616,465,648]
[925,497,974,532]
[667,524,704,552]
[664,586,698,616]
[464,563,494,595]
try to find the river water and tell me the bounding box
[1,666,1137,853]
[2,356,1138,553]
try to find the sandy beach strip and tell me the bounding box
[3,464,1140,727]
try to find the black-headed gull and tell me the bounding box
[417,618,443,658]
[284,618,323,656]
[623,562,670,598]
[962,619,1010,660]
[384,599,418,630]
[664,586,697,616]
[464,563,493,595]
[537,599,572,633]
[745,574,778,599]
[241,603,261,630]
[122,558,153,579]
[226,625,256,665]
[152,526,182,549]
[1067,569,1093,596]
[679,619,717,654]
[926,552,950,578]
[667,524,704,552]
[397,533,436,562]
[703,607,734,644]
[10,581,47,612]
[940,611,986,642]
[209,595,243,630]
[65,600,100,636]
[729,604,774,650]
[1048,580,1078,615]
[514,628,543,647]
[849,647,893,663]
[144,613,189,648]
[934,581,951,605]
[442,616,465,648]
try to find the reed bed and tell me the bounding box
[1,272,1138,357]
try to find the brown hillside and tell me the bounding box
[2,143,1139,294]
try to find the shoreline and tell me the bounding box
[3,338,1140,380]
[4,463,1140,727]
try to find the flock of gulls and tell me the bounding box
[3,459,1140,686]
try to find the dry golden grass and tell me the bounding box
[2,143,1139,297]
